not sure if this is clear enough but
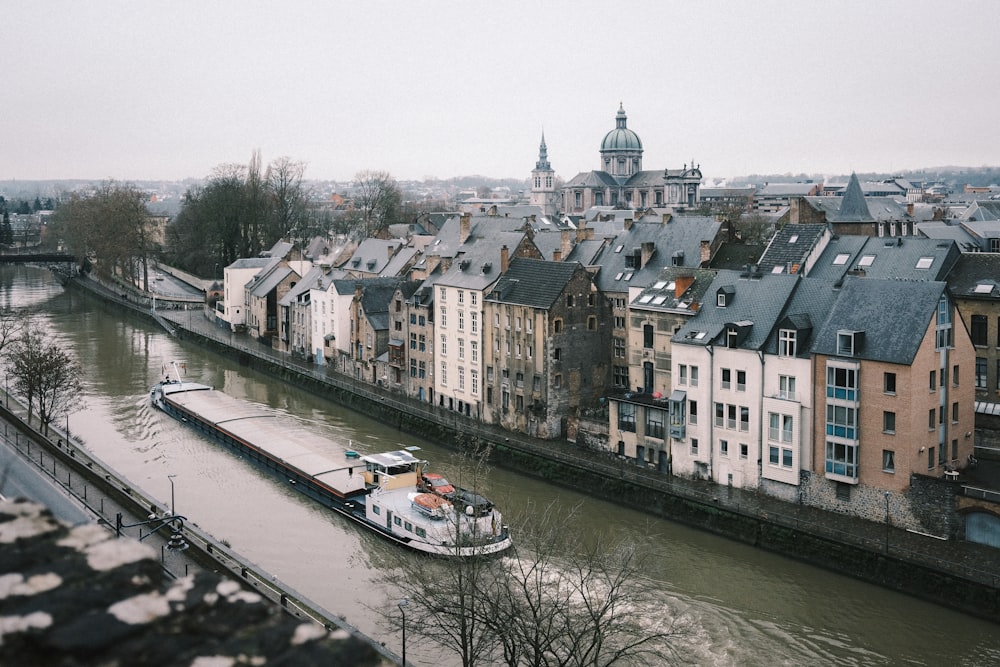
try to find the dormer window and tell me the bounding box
[778,329,797,357]
[717,286,735,307]
[837,330,863,356]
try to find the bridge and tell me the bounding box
[0,251,77,264]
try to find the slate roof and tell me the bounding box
[630,267,717,313]
[758,182,819,197]
[278,266,324,306]
[761,277,842,357]
[486,258,583,308]
[564,170,620,189]
[916,221,980,250]
[672,270,799,350]
[945,253,1000,300]
[588,216,721,294]
[345,238,403,274]
[249,265,294,297]
[756,223,828,275]
[807,236,959,282]
[812,277,946,365]
[833,173,874,222]
[227,257,271,270]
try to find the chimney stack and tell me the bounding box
[700,239,712,265]
[500,245,509,273]
[641,241,655,268]
[560,229,572,260]
[460,213,471,244]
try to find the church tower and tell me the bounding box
[530,132,557,216]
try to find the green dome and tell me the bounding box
[600,104,642,152]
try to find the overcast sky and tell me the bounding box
[4,1,998,185]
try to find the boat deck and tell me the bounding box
[166,387,359,486]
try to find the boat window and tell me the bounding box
[405,521,413,532]
[372,505,380,515]
[394,516,402,526]
[416,527,426,538]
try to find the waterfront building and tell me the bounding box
[561,104,703,214]
[609,266,716,471]
[482,257,610,439]
[277,265,324,358]
[946,253,1000,402]
[221,257,270,331]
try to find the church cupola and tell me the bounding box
[600,103,643,178]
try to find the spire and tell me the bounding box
[836,172,873,222]
[535,132,550,170]
[616,103,627,129]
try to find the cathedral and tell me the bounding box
[530,104,703,216]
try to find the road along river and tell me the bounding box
[4,265,999,666]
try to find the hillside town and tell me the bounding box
[4,106,1000,550]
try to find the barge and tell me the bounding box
[150,366,512,557]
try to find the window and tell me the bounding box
[458,338,465,359]
[533,375,540,391]
[440,362,447,386]
[715,402,724,428]
[837,331,856,356]
[971,315,988,346]
[952,401,959,423]
[458,311,464,331]
[615,315,626,328]
[740,443,748,460]
[929,408,936,430]
[883,450,895,473]
[883,411,896,434]
[915,256,934,269]
[928,446,935,470]
[884,372,896,394]
[440,335,447,355]
[566,295,574,308]
[691,438,699,455]
[736,370,746,391]
[833,253,850,265]
[689,400,698,425]
[778,329,797,357]
[418,334,426,352]
[613,366,629,387]
[678,364,687,385]
[690,366,699,387]
[618,402,636,432]
[720,439,729,456]
[721,368,731,390]
[457,290,464,304]
[588,316,597,331]
[554,319,563,333]
[826,441,858,479]
[410,332,417,349]
[554,348,561,361]
[515,372,524,388]
[471,341,478,363]
[779,375,796,400]
[826,405,857,439]
[953,365,959,386]
[439,287,446,301]
[471,293,477,306]
[471,312,478,334]
[440,307,447,327]
[826,366,858,401]
[929,370,936,391]
[976,358,988,389]
[643,324,654,348]
[740,406,750,432]
[727,404,737,430]
[646,408,665,439]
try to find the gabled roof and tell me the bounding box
[250,265,294,298]
[812,277,946,365]
[756,223,828,275]
[227,257,271,270]
[808,236,959,282]
[672,270,799,350]
[345,238,403,274]
[278,266,324,306]
[563,171,620,189]
[630,267,717,314]
[588,216,722,294]
[486,258,583,308]
[945,253,1000,300]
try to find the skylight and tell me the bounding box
[771,266,784,274]
[615,244,624,253]
[858,254,876,267]
[652,295,667,305]
[974,283,994,294]
[915,257,934,269]
[653,280,667,289]
[833,253,850,265]
[666,281,675,291]
[615,272,624,280]
[789,234,799,243]
[639,294,654,303]
[624,272,634,281]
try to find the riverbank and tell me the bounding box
[68,274,1000,624]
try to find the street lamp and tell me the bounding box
[168,474,177,516]
[883,491,891,554]
[397,598,409,666]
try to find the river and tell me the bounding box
[4,265,998,666]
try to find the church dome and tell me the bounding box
[600,104,642,152]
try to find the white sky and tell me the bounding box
[3,1,999,184]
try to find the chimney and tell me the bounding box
[560,229,572,260]
[576,219,588,243]
[700,239,712,265]
[500,245,509,273]
[675,273,694,298]
[553,249,562,262]
[624,218,633,231]
[460,213,471,244]
[906,202,914,217]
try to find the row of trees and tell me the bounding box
[49,182,156,288]
[0,309,82,436]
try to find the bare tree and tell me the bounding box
[7,326,83,433]
[379,487,687,666]
[351,170,402,239]
[266,156,311,245]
